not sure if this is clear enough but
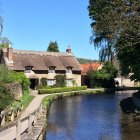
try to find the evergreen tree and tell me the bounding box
[47,41,59,52]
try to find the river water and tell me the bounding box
[46,91,140,140]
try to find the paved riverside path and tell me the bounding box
[0,89,97,140]
[0,90,50,140]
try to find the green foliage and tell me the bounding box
[77,58,99,64]
[40,77,47,88]
[0,65,15,111]
[0,37,12,48]
[47,41,59,52]
[42,88,105,107]
[21,90,34,109]
[87,62,117,88]
[88,0,140,79]
[0,65,31,111]
[10,71,30,90]
[39,86,87,94]
[55,75,66,87]
[0,86,14,111]
[0,65,12,85]
[117,45,140,82]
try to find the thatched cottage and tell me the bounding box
[0,46,82,89]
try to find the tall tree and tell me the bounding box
[0,37,11,48]
[47,41,59,52]
[88,0,140,81]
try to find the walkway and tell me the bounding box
[0,90,50,140]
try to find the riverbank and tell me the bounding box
[0,88,104,140]
[0,87,139,140]
[46,90,140,140]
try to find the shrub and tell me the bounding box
[10,71,30,90]
[39,77,47,88]
[38,86,87,94]
[0,86,15,111]
[55,75,66,87]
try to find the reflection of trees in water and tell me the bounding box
[47,96,82,138]
[47,92,140,140]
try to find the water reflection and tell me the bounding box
[46,91,140,140]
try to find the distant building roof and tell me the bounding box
[81,63,102,75]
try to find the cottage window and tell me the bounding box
[47,79,56,86]
[25,66,32,73]
[48,67,55,73]
[66,67,72,73]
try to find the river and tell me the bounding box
[46,91,140,140]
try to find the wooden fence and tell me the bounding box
[0,101,23,126]
[0,104,46,140]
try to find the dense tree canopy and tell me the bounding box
[88,0,140,81]
[47,41,59,52]
[87,62,117,88]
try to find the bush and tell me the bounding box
[0,86,15,111]
[38,86,87,94]
[55,75,66,87]
[86,62,117,88]
[39,77,47,88]
[10,71,30,90]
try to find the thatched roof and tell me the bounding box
[2,48,82,71]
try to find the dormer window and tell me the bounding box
[66,67,72,73]
[25,66,32,73]
[48,66,55,73]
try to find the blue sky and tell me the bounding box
[0,0,99,60]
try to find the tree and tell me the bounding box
[88,0,140,81]
[87,62,117,88]
[47,41,59,52]
[0,65,14,111]
[0,37,12,48]
[117,44,140,82]
[10,71,30,90]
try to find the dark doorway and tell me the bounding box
[30,79,38,90]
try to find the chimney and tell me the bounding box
[7,44,13,62]
[66,45,71,53]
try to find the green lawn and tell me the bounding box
[21,90,35,109]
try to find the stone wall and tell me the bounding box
[114,77,134,87]
[6,82,22,100]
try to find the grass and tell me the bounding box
[11,100,20,108]
[42,88,105,107]
[22,90,35,109]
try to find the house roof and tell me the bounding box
[2,48,82,71]
[81,63,102,75]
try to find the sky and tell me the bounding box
[0,0,99,60]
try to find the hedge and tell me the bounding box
[38,86,87,94]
